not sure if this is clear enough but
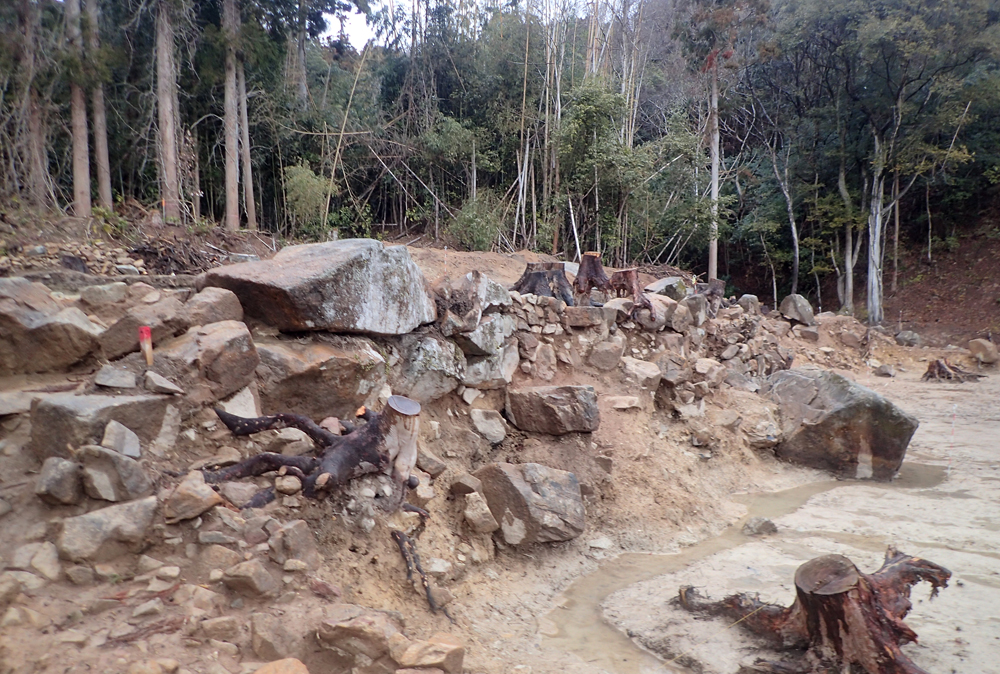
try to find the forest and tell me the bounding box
[1,0,999,324]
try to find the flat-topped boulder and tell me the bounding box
[200,239,436,335]
[767,369,918,480]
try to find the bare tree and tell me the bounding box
[66,0,92,218]
[85,0,112,209]
[237,60,256,231]
[156,0,181,222]
[223,0,240,230]
[17,0,54,207]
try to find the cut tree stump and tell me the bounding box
[511,262,575,305]
[204,395,421,508]
[677,547,951,674]
[921,359,984,382]
[573,251,611,304]
[609,268,654,319]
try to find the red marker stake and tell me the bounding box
[139,326,153,365]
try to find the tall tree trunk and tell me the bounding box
[296,0,309,106]
[708,59,719,281]
[836,95,854,315]
[866,136,886,325]
[891,171,900,292]
[223,0,240,231]
[156,0,181,222]
[770,143,798,295]
[18,0,52,207]
[237,60,256,231]
[85,0,112,209]
[66,0,92,218]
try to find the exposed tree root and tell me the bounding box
[609,268,654,319]
[511,261,575,305]
[921,359,984,382]
[677,547,951,674]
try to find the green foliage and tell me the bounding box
[448,190,502,252]
[92,206,135,241]
[283,163,330,240]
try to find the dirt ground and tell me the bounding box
[1,233,998,674]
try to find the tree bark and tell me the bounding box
[573,251,611,304]
[66,0,92,218]
[678,547,951,674]
[85,0,112,210]
[511,262,575,305]
[295,0,309,106]
[18,0,52,207]
[223,0,240,231]
[708,58,720,281]
[156,0,181,222]
[237,60,257,231]
[866,137,886,325]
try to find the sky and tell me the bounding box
[328,10,376,49]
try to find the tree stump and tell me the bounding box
[921,359,983,382]
[511,261,575,305]
[573,251,611,305]
[204,395,422,509]
[609,268,654,319]
[677,547,951,674]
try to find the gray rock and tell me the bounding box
[534,343,557,381]
[0,498,10,518]
[463,491,499,533]
[35,457,82,505]
[470,409,507,444]
[452,314,515,357]
[450,473,482,496]
[115,264,140,275]
[202,616,241,641]
[80,282,128,306]
[779,294,817,326]
[57,495,158,562]
[250,612,295,661]
[720,344,740,361]
[968,338,998,364]
[0,278,104,376]
[634,295,678,331]
[669,303,693,333]
[255,335,386,419]
[603,297,635,323]
[94,365,137,389]
[0,573,23,610]
[79,445,152,501]
[98,295,189,359]
[154,321,260,402]
[268,519,320,569]
[894,330,922,347]
[680,294,708,327]
[467,271,512,314]
[200,239,436,334]
[768,369,918,480]
[742,516,778,536]
[316,604,403,662]
[644,276,688,301]
[473,462,585,545]
[562,306,605,328]
[163,471,224,523]
[621,357,662,389]
[29,542,62,581]
[101,420,141,458]
[223,559,279,596]
[506,385,600,435]
[29,393,169,461]
[795,325,820,342]
[461,341,519,390]
[874,364,896,378]
[416,445,447,477]
[394,335,466,402]
[143,371,184,395]
[183,287,243,327]
[589,336,625,371]
[228,253,260,263]
[736,294,761,315]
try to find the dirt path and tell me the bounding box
[542,370,1000,674]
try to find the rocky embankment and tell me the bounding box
[0,238,969,674]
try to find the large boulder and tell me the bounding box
[155,321,260,402]
[634,296,678,331]
[767,369,918,480]
[505,386,599,435]
[57,496,158,562]
[29,393,169,461]
[200,239,436,335]
[968,338,998,364]
[0,278,103,375]
[452,314,515,357]
[183,287,244,326]
[779,294,817,326]
[462,340,519,390]
[255,336,387,420]
[644,276,688,301]
[473,462,585,545]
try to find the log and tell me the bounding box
[677,547,951,674]
[511,262,575,305]
[609,268,654,319]
[205,395,422,508]
[573,251,611,304]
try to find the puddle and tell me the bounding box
[542,462,948,674]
